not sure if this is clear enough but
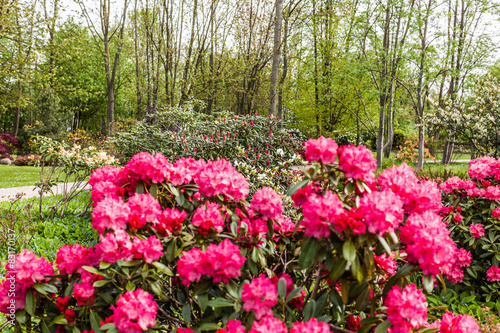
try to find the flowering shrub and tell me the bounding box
[439,156,500,303]
[110,104,305,193]
[0,138,478,332]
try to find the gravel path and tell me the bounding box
[0,182,90,202]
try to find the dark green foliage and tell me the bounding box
[393,129,407,150]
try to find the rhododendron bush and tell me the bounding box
[439,156,500,303]
[0,137,480,333]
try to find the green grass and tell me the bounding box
[0,165,43,188]
[0,165,88,188]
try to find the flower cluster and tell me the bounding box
[304,136,338,164]
[428,311,480,333]
[110,289,158,332]
[385,284,427,333]
[487,266,500,282]
[241,275,278,320]
[177,239,246,285]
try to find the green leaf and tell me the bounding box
[343,240,356,263]
[90,311,103,333]
[41,321,52,333]
[120,260,143,267]
[299,237,318,269]
[126,281,136,291]
[197,293,209,311]
[176,193,186,207]
[15,310,26,323]
[99,262,112,269]
[198,323,223,331]
[93,280,111,288]
[136,182,144,194]
[328,258,347,282]
[355,286,371,311]
[150,183,158,198]
[25,289,35,315]
[377,235,392,255]
[278,277,287,299]
[207,297,234,308]
[100,323,117,331]
[82,266,107,277]
[286,287,303,303]
[374,320,391,333]
[165,240,178,263]
[383,263,415,296]
[49,315,68,326]
[304,300,316,321]
[182,303,191,326]
[149,280,162,297]
[286,179,309,196]
[153,261,174,276]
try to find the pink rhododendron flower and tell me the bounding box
[177,329,195,333]
[249,316,287,333]
[238,215,268,247]
[251,187,283,221]
[446,265,465,284]
[177,248,206,285]
[484,185,500,201]
[122,152,173,185]
[404,180,441,214]
[88,165,122,187]
[56,243,94,275]
[242,275,278,320]
[73,281,95,306]
[399,211,456,276]
[91,180,125,206]
[470,223,485,238]
[92,196,131,233]
[127,193,162,230]
[153,208,187,236]
[304,136,338,164]
[205,239,246,283]
[347,315,362,332]
[56,296,69,312]
[385,284,427,333]
[454,248,472,267]
[468,157,496,180]
[273,216,299,235]
[290,318,330,333]
[439,311,480,333]
[170,158,206,186]
[6,249,54,288]
[378,163,418,194]
[487,266,500,282]
[96,230,133,263]
[132,236,163,264]
[196,159,249,201]
[0,275,27,313]
[216,319,246,333]
[358,189,404,236]
[301,190,344,238]
[291,183,317,207]
[493,208,500,219]
[374,252,397,276]
[111,289,158,333]
[338,144,376,180]
[334,208,366,235]
[270,274,305,310]
[192,202,225,235]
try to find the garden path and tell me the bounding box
[0,182,90,202]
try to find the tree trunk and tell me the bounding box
[268,0,283,117]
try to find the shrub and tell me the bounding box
[0,138,481,333]
[392,129,407,150]
[439,157,500,303]
[13,154,39,166]
[0,133,20,156]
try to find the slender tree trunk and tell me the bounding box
[268,0,283,116]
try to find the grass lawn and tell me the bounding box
[0,165,87,188]
[0,165,43,188]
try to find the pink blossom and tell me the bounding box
[290,318,331,333]
[487,266,500,282]
[170,158,206,186]
[484,185,500,201]
[73,281,95,306]
[439,311,480,333]
[378,163,418,195]
[6,249,54,288]
[132,236,164,264]
[192,202,225,235]
[399,212,455,276]
[385,284,427,333]
[270,274,305,310]
[242,275,278,320]
[122,152,173,185]
[177,248,207,285]
[249,316,287,333]
[152,208,187,236]
[492,208,500,218]
[404,180,441,214]
[111,289,158,333]
[127,193,162,230]
[446,265,465,284]
[88,165,122,187]
[92,196,130,233]
[216,319,246,333]
[470,223,485,238]
[358,189,404,236]
[0,276,27,313]
[291,183,316,207]
[178,329,195,333]
[91,180,125,206]
[302,190,344,238]
[334,209,366,235]
[454,248,472,267]
[195,159,249,201]
[205,239,246,283]
[304,136,338,164]
[468,157,496,180]
[374,252,397,276]
[95,230,133,264]
[251,187,283,221]
[338,145,377,180]
[56,244,94,275]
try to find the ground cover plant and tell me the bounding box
[0,137,482,333]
